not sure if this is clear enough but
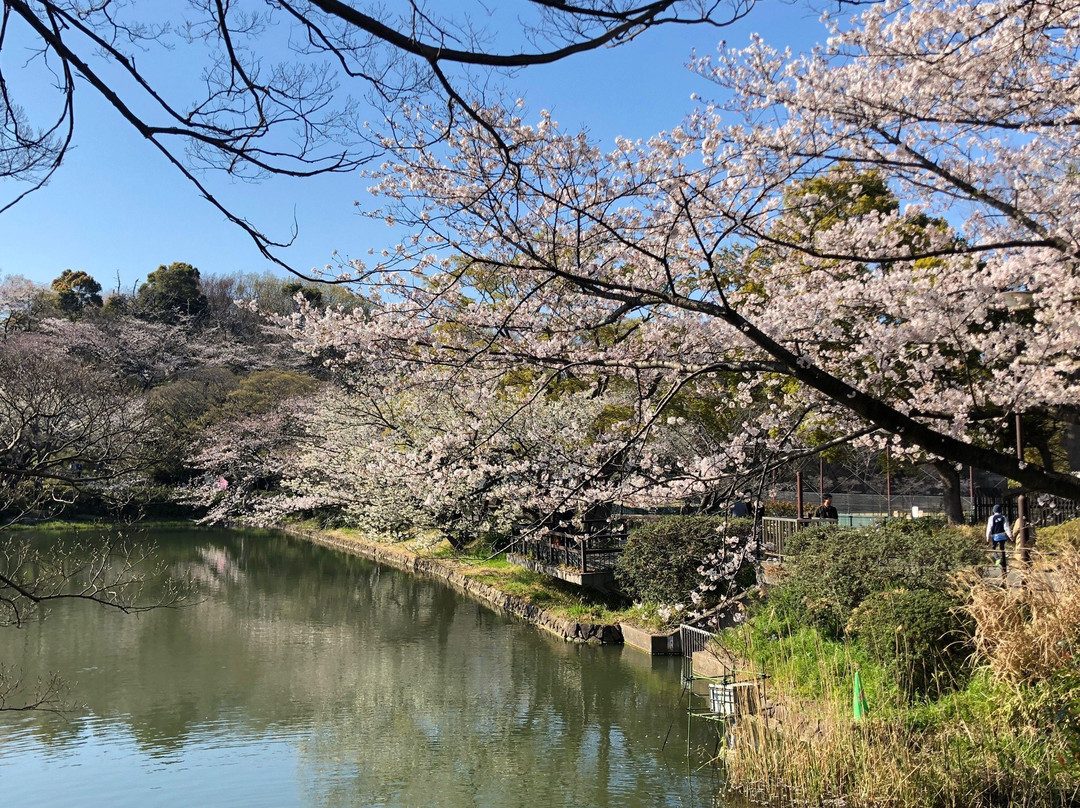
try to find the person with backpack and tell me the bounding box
[985,504,1011,572]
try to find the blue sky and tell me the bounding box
[0,3,827,293]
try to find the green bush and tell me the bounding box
[774,518,983,639]
[615,516,755,606]
[199,369,321,426]
[847,587,972,700]
[764,499,799,517]
[1037,517,1080,552]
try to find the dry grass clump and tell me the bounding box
[722,709,1074,808]
[960,550,1080,684]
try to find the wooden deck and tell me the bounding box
[507,529,625,591]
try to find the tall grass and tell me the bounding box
[715,555,1080,808]
[723,688,1077,807]
[961,551,1080,684]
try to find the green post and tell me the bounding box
[853,671,869,720]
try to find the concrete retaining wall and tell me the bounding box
[288,529,623,644]
[620,623,681,655]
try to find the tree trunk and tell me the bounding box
[931,460,965,525]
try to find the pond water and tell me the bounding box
[0,529,725,807]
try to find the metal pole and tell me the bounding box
[968,465,975,523]
[796,471,804,521]
[819,456,824,502]
[1015,414,1030,564]
[885,445,892,520]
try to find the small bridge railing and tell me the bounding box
[680,624,725,683]
[509,530,625,574]
[760,517,800,560]
[761,516,861,561]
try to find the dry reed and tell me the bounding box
[722,704,1076,808]
[960,550,1080,685]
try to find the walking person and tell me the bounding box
[1011,512,1036,564]
[1011,514,1035,549]
[985,504,1011,574]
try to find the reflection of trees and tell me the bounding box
[3,529,706,807]
[296,618,697,807]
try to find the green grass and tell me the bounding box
[717,609,898,711]
[619,602,678,632]
[461,559,626,623]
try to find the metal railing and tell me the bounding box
[972,492,1080,527]
[769,490,962,517]
[680,624,724,683]
[761,515,894,560]
[509,530,624,573]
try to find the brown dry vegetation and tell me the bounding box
[961,553,1080,685]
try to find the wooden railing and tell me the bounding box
[760,517,800,560]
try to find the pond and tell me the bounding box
[0,529,726,807]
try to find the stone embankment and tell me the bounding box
[287,528,623,644]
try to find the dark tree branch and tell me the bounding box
[1,0,752,276]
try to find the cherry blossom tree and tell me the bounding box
[189,369,642,541]
[294,0,1080,506]
[39,310,287,390]
[0,273,38,334]
[0,332,160,515]
[282,235,810,512]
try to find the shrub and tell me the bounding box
[615,516,755,606]
[774,518,983,639]
[764,499,799,517]
[847,588,972,700]
[199,369,320,426]
[1037,517,1080,552]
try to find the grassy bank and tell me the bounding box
[712,522,1080,808]
[10,517,664,630]
[3,518,200,532]
[718,617,1078,807]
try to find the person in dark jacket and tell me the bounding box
[814,495,838,523]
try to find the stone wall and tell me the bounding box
[288,529,623,645]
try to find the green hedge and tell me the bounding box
[615,516,755,607]
[847,587,973,700]
[773,518,982,639]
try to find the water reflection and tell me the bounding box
[0,529,723,807]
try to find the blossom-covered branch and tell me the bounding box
[306,0,1080,500]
